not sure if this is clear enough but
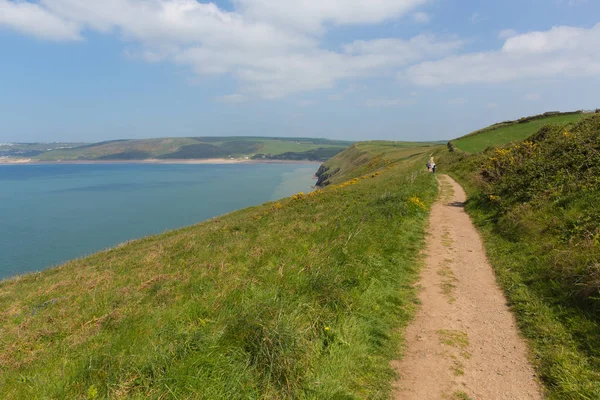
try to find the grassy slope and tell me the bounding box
[0,144,437,399]
[453,113,586,153]
[33,137,354,161]
[316,141,441,187]
[437,115,600,399]
[246,139,345,155]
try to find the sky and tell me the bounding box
[0,0,599,143]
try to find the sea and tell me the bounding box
[0,162,317,280]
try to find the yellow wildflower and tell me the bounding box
[409,196,427,210]
[291,192,306,200]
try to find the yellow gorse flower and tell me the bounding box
[409,196,427,210]
[291,192,306,200]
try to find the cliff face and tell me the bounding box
[314,143,365,187]
[315,164,339,187]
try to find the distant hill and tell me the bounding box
[30,137,355,162]
[0,142,85,158]
[450,111,592,153]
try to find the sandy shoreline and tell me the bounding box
[0,158,322,165]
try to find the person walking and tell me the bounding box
[428,156,436,173]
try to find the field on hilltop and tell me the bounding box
[30,137,355,162]
[452,112,588,153]
[438,114,600,398]
[0,141,439,399]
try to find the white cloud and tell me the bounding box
[344,84,367,94]
[297,100,315,107]
[0,0,81,41]
[344,35,463,63]
[412,12,431,24]
[558,0,588,5]
[234,0,429,32]
[175,34,462,97]
[447,97,467,106]
[0,0,459,98]
[498,29,518,39]
[39,0,311,48]
[328,94,343,101]
[470,12,483,24]
[405,23,600,86]
[365,98,415,108]
[525,93,541,101]
[502,25,594,54]
[216,94,246,103]
[3,0,599,103]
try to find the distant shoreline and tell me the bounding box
[0,158,322,165]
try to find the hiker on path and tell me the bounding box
[428,156,436,173]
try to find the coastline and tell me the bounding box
[0,158,322,165]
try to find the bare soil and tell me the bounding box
[392,175,543,400]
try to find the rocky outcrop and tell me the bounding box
[315,164,340,187]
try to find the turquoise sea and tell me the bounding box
[0,162,316,280]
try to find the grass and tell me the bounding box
[453,112,586,153]
[316,141,441,186]
[247,139,344,155]
[437,114,600,399]
[437,329,470,383]
[437,330,469,350]
[450,391,474,400]
[0,145,438,399]
[438,262,457,304]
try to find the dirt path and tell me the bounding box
[392,175,543,400]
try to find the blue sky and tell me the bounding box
[1,0,599,143]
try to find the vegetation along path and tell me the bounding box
[393,175,543,399]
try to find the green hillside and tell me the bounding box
[32,137,355,162]
[316,141,442,187]
[451,112,588,153]
[437,114,600,398]
[0,142,85,158]
[0,142,438,399]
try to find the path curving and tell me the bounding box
[392,175,543,400]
